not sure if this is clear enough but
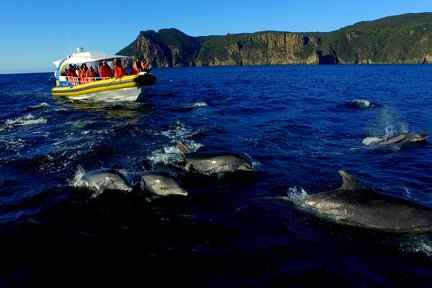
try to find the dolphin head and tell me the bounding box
[407,133,428,143]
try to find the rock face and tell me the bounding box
[118,13,432,67]
[118,29,323,68]
[196,32,321,66]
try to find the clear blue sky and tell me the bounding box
[1,0,431,74]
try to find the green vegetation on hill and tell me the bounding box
[320,13,432,63]
[118,13,432,67]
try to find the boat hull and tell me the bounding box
[51,73,156,100]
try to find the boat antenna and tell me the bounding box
[65,26,73,54]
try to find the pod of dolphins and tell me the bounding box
[79,101,430,234]
[80,140,255,199]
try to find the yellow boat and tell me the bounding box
[51,48,156,101]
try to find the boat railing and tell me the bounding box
[66,76,114,86]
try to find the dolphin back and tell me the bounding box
[368,132,428,146]
[142,172,188,196]
[185,151,254,173]
[339,170,364,191]
[81,168,132,197]
[175,140,192,154]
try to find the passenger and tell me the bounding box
[85,66,97,82]
[78,63,88,84]
[140,59,152,73]
[65,68,75,85]
[99,60,112,79]
[114,59,128,78]
[66,65,78,85]
[129,58,141,75]
[68,64,78,77]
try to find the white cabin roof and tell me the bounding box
[52,49,130,68]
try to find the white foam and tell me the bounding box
[287,186,309,202]
[5,114,47,127]
[353,99,371,108]
[159,121,197,139]
[147,145,185,166]
[362,136,382,146]
[29,102,49,109]
[187,102,208,108]
[396,235,432,257]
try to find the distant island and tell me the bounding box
[118,13,432,67]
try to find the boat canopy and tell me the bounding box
[52,49,130,68]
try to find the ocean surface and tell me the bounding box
[0,65,431,287]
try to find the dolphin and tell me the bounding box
[363,132,427,146]
[82,168,132,195]
[141,171,188,197]
[81,168,188,197]
[289,170,432,233]
[352,99,374,108]
[175,140,255,174]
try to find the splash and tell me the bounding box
[395,234,432,258]
[159,121,200,139]
[384,125,395,139]
[362,137,382,146]
[5,114,47,127]
[147,144,185,166]
[286,186,309,203]
[186,102,208,109]
[28,102,50,110]
[362,125,407,146]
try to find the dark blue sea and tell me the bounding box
[0,65,432,287]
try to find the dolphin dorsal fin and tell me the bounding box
[175,140,192,154]
[338,170,364,191]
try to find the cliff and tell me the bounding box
[118,13,432,67]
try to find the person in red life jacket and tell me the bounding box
[69,64,78,76]
[99,60,112,79]
[66,64,79,84]
[114,59,127,78]
[129,58,141,75]
[85,66,97,82]
[78,63,88,84]
[65,68,77,86]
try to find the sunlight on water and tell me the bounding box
[395,234,432,257]
[0,137,25,152]
[159,120,201,139]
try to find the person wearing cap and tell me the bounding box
[99,60,112,79]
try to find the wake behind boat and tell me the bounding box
[51,48,156,101]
